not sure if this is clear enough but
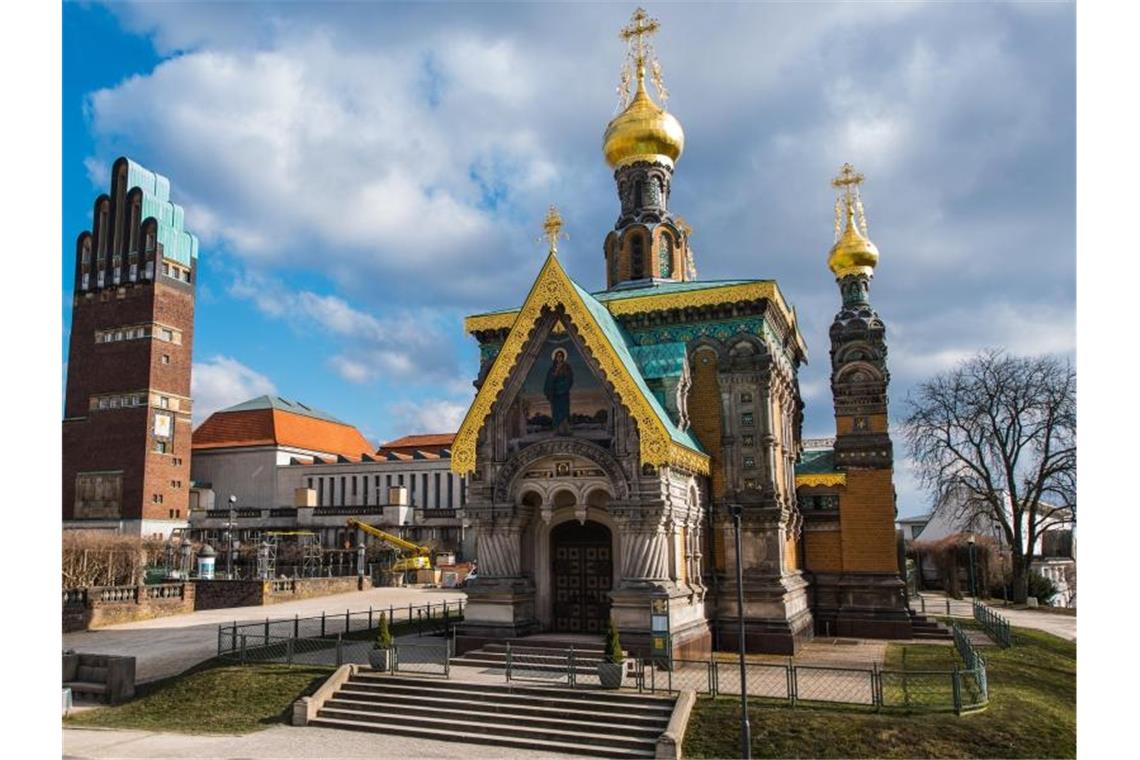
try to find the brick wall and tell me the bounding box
[804,530,843,572]
[264,576,371,604]
[193,580,266,610]
[838,468,899,573]
[689,349,725,498]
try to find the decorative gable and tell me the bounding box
[451,253,708,476]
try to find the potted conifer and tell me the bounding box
[368,612,393,671]
[597,618,625,689]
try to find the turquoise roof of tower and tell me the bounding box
[591,279,761,302]
[125,158,199,268]
[218,395,346,425]
[570,280,705,454]
[796,448,838,475]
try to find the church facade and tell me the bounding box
[450,9,910,657]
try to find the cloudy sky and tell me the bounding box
[62,1,1075,518]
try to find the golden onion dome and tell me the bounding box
[603,72,684,170]
[828,205,880,278]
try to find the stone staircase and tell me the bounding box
[451,640,612,676]
[909,612,953,640]
[307,672,675,757]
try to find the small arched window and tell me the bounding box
[631,234,645,279]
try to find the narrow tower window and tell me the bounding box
[631,234,645,279]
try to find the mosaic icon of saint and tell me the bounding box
[544,348,574,435]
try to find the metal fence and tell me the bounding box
[218,630,451,675]
[973,600,1013,647]
[217,598,464,652]
[631,655,987,714]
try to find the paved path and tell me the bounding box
[63,587,465,683]
[916,592,1076,641]
[63,725,568,760]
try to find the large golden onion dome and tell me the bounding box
[828,204,880,278]
[603,71,684,170]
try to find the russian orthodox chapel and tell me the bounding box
[451,9,910,657]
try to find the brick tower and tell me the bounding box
[800,163,911,637]
[62,157,199,538]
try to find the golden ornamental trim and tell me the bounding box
[451,253,708,476]
[795,472,847,488]
[464,312,518,334]
[465,281,807,356]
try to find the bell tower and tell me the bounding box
[601,8,696,289]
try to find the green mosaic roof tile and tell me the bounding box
[796,448,838,475]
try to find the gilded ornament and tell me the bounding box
[795,473,847,488]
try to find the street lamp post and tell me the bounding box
[227,495,237,580]
[967,534,977,600]
[729,504,752,760]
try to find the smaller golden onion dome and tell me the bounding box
[828,204,879,278]
[603,70,684,170]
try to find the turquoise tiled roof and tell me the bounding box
[630,342,688,380]
[220,395,346,425]
[796,448,838,475]
[591,279,763,302]
[126,158,199,268]
[570,280,705,454]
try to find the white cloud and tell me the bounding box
[387,399,468,434]
[191,355,277,425]
[229,272,462,385]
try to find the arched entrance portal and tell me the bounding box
[551,520,613,633]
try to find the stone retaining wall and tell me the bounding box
[62,583,196,632]
[64,577,374,630]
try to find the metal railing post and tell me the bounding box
[921,596,926,614]
[264,617,270,646]
[789,661,798,707]
[232,621,238,654]
[946,598,951,616]
[952,666,962,714]
[506,642,512,682]
[287,638,294,666]
[345,608,350,633]
[321,611,326,637]
[569,646,575,687]
[240,634,247,665]
[336,634,343,667]
[217,626,223,657]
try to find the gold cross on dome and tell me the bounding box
[831,162,864,191]
[541,205,568,254]
[620,8,660,65]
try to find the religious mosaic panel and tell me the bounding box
[505,329,614,452]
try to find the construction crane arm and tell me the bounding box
[346,519,431,557]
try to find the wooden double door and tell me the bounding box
[551,520,613,633]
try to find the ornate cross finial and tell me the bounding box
[617,7,668,108]
[831,162,869,239]
[541,205,568,254]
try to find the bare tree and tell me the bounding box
[904,350,1075,603]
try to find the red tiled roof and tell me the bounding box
[380,433,455,449]
[193,408,374,458]
[377,432,455,457]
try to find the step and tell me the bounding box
[323,696,665,739]
[342,679,670,715]
[483,642,609,655]
[306,715,657,759]
[464,647,609,662]
[340,679,674,716]
[329,688,671,729]
[314,706,658,753]
[483,640,607,652]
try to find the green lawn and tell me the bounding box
[685,627,1075,759]
[64,660,334,734]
